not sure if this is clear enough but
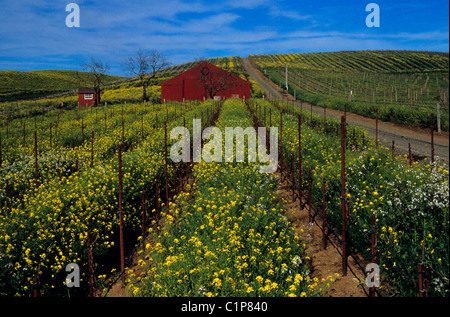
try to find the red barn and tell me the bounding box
[160,61,251,103]
[78,88,100,107]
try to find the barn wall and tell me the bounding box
[78,91,98,107]
[161,83,183,102]
[160,61,252,103]
[184,79,206,101]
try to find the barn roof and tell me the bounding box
[160,61,249,86]
[78,87,96,93]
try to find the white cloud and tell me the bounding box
[225,0,271,9]
[178,13,241,33]
[384,30,449,41]
[267,5,313,21]
[81,0,211,29]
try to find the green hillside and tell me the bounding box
[251,50,449,73]
[0,70,124,102]
[250,50,449,130]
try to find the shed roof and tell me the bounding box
[78,87,96,93]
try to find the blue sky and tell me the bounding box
[0,0,448,76]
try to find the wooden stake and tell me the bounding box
[409,142,412,167]
[341,116,348,276]
[308,167,312,223]
[0,133,2,170]
[269,108,272,127]
[298,114,302,204]
[34,130,39,189]
[280,112,283,171]
[418,261,424,297]
[118,144,125,283]
[322,178,327,250]
[431,113,434,164]
[437,103,441,133]
[33,277,39,297]
[375,108,379,150]
[142,187,147,237]
[164,122,169,203]
[87,230,94,297]
[370,212,377,297]
[122,117,125,144]
[156,178,160,220]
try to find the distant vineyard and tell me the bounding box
[251,51,449,73]
[250,51,449,131]
[158,56,244,77]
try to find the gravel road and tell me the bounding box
[240,57,449,163]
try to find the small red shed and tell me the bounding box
[160,61,251,103]
[78,88,100,107]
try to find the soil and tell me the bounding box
[240,57,449,163]
[275,171,368,297]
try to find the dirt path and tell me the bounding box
[240,57,449,162]
[275,172,368,297]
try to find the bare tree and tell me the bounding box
[196,61,246,100]
[81,57,110,105]
[194,56,206,63]
[124,49,170,102]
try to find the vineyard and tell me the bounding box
[250,51,449,131]
[0,70,124,102]
[0,98,218,296]
[158,56,245,77]
[0,52,449,299]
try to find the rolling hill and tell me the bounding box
[248,50,449,130]
[250,50,449,73]
[0,69,124,102]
